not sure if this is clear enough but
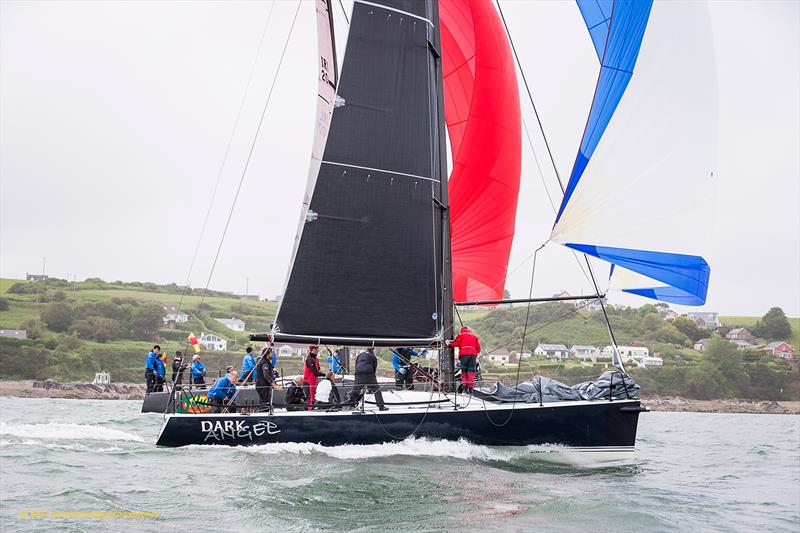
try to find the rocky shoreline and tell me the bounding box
[0,380,146,400]
[0,381,798,414]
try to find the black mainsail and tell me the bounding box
[263,0,451,345]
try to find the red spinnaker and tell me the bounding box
[440,0,521,303]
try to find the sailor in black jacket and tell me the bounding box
[347,347,387,410]
[284,376,307,411]
[255,347,283,408]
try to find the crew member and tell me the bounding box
[207,370,239,413]
[171,351,187,385]
[314,371,341,409]
[449,326,481,393]
[392,347,418,390]
[327,350,342,374]
[347,346,387,410]
[144,345,160,393]
[303,345,326,410]
[255,347,283,408]
[154,353,167,392]
[284,376,307,411]
[191,354,207,388]
[241,347,256,384]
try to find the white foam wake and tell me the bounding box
[248,437,518,461]
[0,422,143,442]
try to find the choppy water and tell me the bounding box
[0,397,798,532]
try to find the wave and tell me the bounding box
[245,437,639,470]
[248,436,519,461]
[0,422,143,442]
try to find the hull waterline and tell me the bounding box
[156,399,644,451]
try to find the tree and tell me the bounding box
[41,302,75,332]
[753,307,792,341]
[0,297,8,311]
[130,302,165,338]
[673,316,710,343]
[503,289,511,300]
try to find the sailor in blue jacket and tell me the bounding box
[191,354,207,388]
[154,353,167,392]
[392,348,418,390]
[144,345,160,393]
[240,347,256,384]
[208,371,239,413]
[327,351,342,374]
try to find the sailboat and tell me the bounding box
[156,0,715,457]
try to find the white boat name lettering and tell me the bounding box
[200,420,280,442]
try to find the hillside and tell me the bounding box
[0,277,798,400]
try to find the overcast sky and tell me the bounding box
[1,0,798,317]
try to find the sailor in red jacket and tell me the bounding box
[449,326,481,393]
[303,345,326,410]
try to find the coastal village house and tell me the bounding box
[763,342,795,360]
[726,328,755,342]
[486,348,512,365]
[198,333,227,351]
[694,338,711,351]
[214,317,246,331]
[161,304,189,328]
[639,356,664,368]
[571,345,600,361]
[554,291,606,313]
[685,311,721,329]
[0,329,27,340]
[26,273,48,281]
[602,345,649,362]
[278,344,308,358]
[534,343,570,361]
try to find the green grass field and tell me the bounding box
[0,278,27,295]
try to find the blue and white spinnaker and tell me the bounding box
[550,0,718,306]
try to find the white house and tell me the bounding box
[486,348,511,365]
[214,317,246,331]
[639,356,664,368]
[534,343,570,361]
[685,311,721,329]
[571,345,600,362]
[278,344,307,358]
[693,338,711,351]
[199,333,227,351]
[162,305,189,327]
[0,329,27,339]
[602,345,649,362]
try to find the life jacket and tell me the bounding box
[451,330,481,357]
[303,354,322,381]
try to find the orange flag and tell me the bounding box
[188,332,201,354]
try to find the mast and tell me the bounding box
[428,0,455,391]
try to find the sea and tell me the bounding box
[0,397,798,533]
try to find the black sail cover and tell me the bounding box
[272,0,447,343]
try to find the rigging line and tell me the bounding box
[496,0,564,193]
[199,0,303,306]
[481,241,545,427]
[495,0,594,287]
[583,255,626,373]
[521,115,556,214]
[337,0,350,24]
[176,0,276,318]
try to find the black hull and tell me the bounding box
[156,400,643,448]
